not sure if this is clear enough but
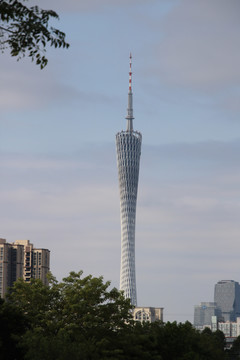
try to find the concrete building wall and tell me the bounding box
[14,240,33,282]
[217,318,240,338]
[32,248,50,285]
[133,307,164,323]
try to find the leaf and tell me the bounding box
[0,0,69,68]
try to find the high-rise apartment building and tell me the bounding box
[0,238,24,298]
[14,240,50,286]
[214,280,240,322]
[116,54,142,306]
[0,239,50,297]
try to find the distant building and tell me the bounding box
[205,317,240,348]
[194,302,221,328]
[133,307,164,323]
[0,239,50,297]
[14,240,50,286]
[211,315,218,332]
[214,280,240,322]
[0,238,24,298]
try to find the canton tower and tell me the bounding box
[116,54,142,306]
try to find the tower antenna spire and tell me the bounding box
[129,52,132,92]
[126,52,134,131]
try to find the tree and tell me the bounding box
[0,297,27,360]
[226,335,240,360]
[7,271,134,360]
[144,321,226,360]
[0,0,69,68]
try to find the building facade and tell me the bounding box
[217,318,240,339]
[116,54,142,306]
[202,316,240,347]
[0,239,50,297]
[14,240,50,286]
[133,307,164,323]
[214,280,240,322]
[194,302,221,328]
[0,238,24,298]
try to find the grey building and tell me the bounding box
[116,54,142,306]
[0,239,24,298]
[194,302,220,328]
[214,280,240,322]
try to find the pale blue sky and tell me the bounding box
[1,0,240,322]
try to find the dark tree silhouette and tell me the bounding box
[0,0,69,68]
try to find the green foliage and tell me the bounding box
[0,0,69,68]
[0,297,27,360]
[106,320,226,360]
[225,335,240,360]
[4,271,228,359]
[7,271,133,360]
[144,321,225,360]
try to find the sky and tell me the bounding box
[1,0,240,323]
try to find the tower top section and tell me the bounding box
[126,52,134,131]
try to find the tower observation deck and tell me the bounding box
[116,54,142,306]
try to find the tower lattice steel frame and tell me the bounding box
[116,54,142,306]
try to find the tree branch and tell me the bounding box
[0,25,14,33]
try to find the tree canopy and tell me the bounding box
[0,270,228,360]
[0,0,69,68]
[0,297,27,360]
[6,271,134,360]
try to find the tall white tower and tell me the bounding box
[116,54,142,306]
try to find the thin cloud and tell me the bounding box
[0,52,112,111]
[145,0,240,93]
[32,0,158,13]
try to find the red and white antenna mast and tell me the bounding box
[126,53,134,131]
[129,52,132,93]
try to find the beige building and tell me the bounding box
[133,307,164,323]
[14,240,50,286]
[0,239,50,297]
